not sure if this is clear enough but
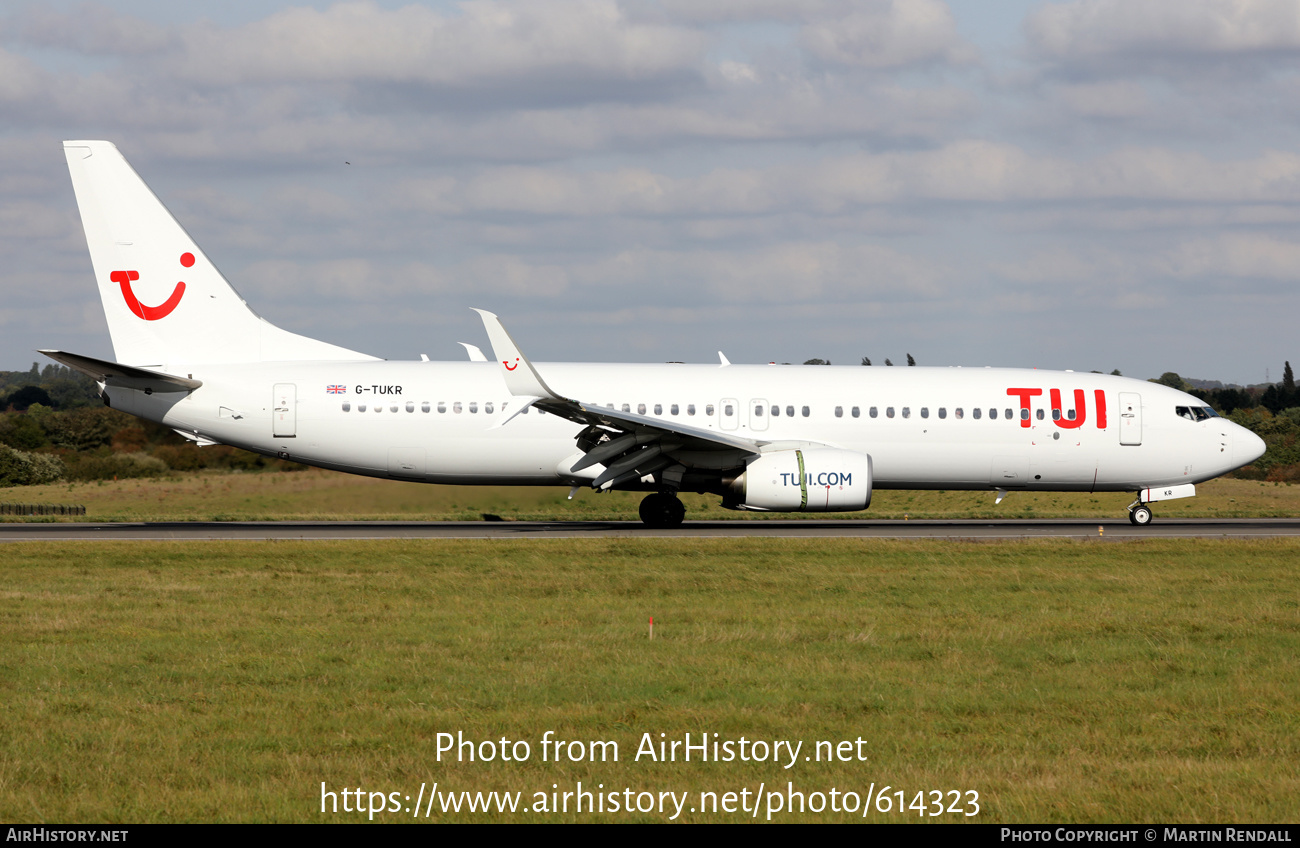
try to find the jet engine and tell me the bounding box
[727,448,872,512]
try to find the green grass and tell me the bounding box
[1,538,1297,822]
[3,468,1298,522]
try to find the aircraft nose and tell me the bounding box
[1233,426,1266,468]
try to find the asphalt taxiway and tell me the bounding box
[1,518,1297,541]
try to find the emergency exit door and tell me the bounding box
[273,383,296,437]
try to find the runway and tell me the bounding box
[2,518,1298,541]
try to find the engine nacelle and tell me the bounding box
[730,448,872,512]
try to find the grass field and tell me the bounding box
[3,467,1298,521]
[2,538,1297,822]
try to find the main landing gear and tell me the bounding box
[1128,502,1153,526]
[639,492,686,528]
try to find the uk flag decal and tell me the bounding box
[326,385,346,394]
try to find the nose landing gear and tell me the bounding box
[1128,502,1153,526]
[639,492,686,528]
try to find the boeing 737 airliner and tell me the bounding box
[43,141,1266,526]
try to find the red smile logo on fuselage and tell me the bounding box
[112,252,193,321]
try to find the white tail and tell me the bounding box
[62,141,376,367]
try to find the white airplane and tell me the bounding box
[43,141,1266,527]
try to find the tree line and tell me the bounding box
[0,363,302,486]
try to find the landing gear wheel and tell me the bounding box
[1129,505,1152,526]
[639,492,686,528]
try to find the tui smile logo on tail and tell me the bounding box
[112,252,193,320]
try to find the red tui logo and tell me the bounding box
[112,253,193,321]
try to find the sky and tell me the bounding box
[2,0,1298,385]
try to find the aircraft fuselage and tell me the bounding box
[111,360,1258,495]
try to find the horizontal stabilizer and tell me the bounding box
[40,349,202,392]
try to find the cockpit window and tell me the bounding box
[1175,405,1212,422]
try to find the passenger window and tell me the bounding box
[754,404,764,417]
[622,403,630,413]
[421,402,430,413]
[973,407,981,419]
[342,402,351,412]
[1036,409,1044,420]
[786,405,795,417]
[835,406,843,418]
[1020,409,1029,420]
[688,404,696,416]
[1052,409,1061,420]
[654,404,662,415]
[851,406,860,418]
[469,402,478,414]
[359,404,367,412]
[437,402,446,413]
[390,403,398,413]
[886,407,894,418]
[724,404,733,416]
[706,404,715,416]
[902,407,910,419]
[406,402,414,413]
[921,407,929,419]
[638,403,646,415]
[671,404,679,415]
[989,408,996,419]
[1006,408,1014,419]
[870,407,878,418]
[454,402,462,413]
[1065,409,1074,420]
[771,405,779,417]
[955,408,963,419]
[802,406,810,417]
[485,402,495,414]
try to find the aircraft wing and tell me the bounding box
[40,350,202,392]
[473,309,762,489]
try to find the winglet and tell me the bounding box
[718,351,731,367]
[458,342,488,362]
[472,309,565,400]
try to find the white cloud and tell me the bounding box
[1163,233,1300,281]
[167,0,708,93]
[0,46,49,102]
[7,4,171,56]
[1055,81,1150,119]
[800,0,973,69]
[1027,0,1300,67]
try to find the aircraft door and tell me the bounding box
[749,398,769,432]
[1119,392,1141,446]
[720,397,739,431]
[273,383,296,437]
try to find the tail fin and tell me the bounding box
[62,140,376,366]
